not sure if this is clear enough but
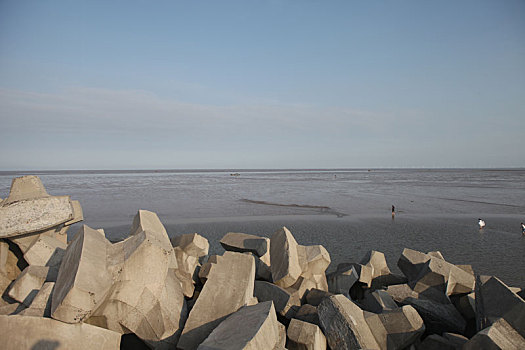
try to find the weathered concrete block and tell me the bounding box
[130,209,168,236]
[294,304,319,325]
[0,314,121,349]
[270,227,302,288]
[442,332,468,349]
[198,301,282,350]
[402,297,466,334]
[173,246,200,297]
[364,305,425,350]
[254,280,297,318]
[0,196,73,238]
[318,294,380,350]
[220,232,268,257]
[287,318,327,350]
[398,248,430,281]
[51,225,112,323]
[475,275,525,334]
[360,250,392,279]
[305,288,333,307]
[0,240,22,281]
[199,255,221,284]
[23,235,66,268]
[18,281,54,317]
[464,318,525,349]
[178,252,256,350]
[360,289,399,313]
[370,273,408,290]
[7,265,49,306]
[326,265,359,295]
[64,200,83,226]
[304,245,331,276]
[1,175,48,205]
[253,253,273,281]
[171,232,209,258]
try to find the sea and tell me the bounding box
[1,168,524,287]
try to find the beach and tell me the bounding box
[1,168,524,286]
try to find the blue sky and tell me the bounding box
[1,1,524,169]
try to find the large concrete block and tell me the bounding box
[198,301,282,350]
[318,294,380,350]
[464,318,525,349]
[326,264,359,295]
[360,289,398,313]
[0,314,121,349]
[305,288,334,307]
[18,281,54,317]
[360,250,392,279]
[220,232,269,257]
[172,232,209,258]
[0,196,73,238]
[23,234,66,268]
[173,246,200,297]
[304,245,330,276]
[51,225,113,323]
[178,252,256,350]
[270,227,302,288]
[475,275,525,334]
[294,304,319,325]
[402,297,466,334]
[7,265,49,306]
[254,280,298,318]
[398,248,430,281]
[1,175,48,205]
[64,200,83,226]
[287,318,327,350]
[0,240,22,281]
[130,209,168,237]
[364,305,425,350]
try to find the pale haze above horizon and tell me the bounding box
[1,1,524,170]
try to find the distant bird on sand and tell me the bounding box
[478,219,486,229]
[521,222,525,235]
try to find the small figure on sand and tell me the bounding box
[478,218,486,229]
[521,222,525,235]
[392,205,395,219]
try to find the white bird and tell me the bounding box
[478,219,486,229]
[521,223,525,234]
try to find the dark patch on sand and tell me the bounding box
[241,198,347,218]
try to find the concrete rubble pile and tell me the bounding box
[0,175,524,349]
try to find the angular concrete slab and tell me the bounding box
[304,245,331,275]
[178,252,256,350]
[326,265,359,295]
[220,232,269,257]
[18,281,54,317]
[294,304,319,325]
[0,196,73,238]
[360,250,392,279]
[1,175,49,205]
[287,318,327,350]
[464,318,525,349]
[360,289,399,313]
[172,232,209,258]
[130,209,168,237]
[198,301,282,350]
[364,305,425,350]
[270,227,302,288]
[51,225,112,323]
[402,297,466,334]
[254,280,297,318]
[7,265,49,306]
[318,294,380,350]
[23,234,66,267]
[305,288,334,307]
[0,314,121,350]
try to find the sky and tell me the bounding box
[0,1,524,170]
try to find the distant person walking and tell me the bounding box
[521,222,525,235]
[392,205,395,219]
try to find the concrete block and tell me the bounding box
[294,304,319,325]
[305,288,333,307]
[7,265,49,306]
[318,294,380,350]
[172,232,209,258]
[178,252,256,350]
[254,280,298,319]
[0,314,121,349]
[220,232,268,257]
[360,250,392,279]
[23,235,66,267]
[464,318,525,349]
[304,245,330,275]
[360,289,399,313]
[0,196,73,238]
[198,301,282,349]
[18,281,54,317]
[287,318,327,350]
[364,305,425,350]
[1,175,48,205]
[51,225,113,323]
[270,227,302,288]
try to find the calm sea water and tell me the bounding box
[1,169,524,286]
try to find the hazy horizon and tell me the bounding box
[1,1,524,170]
